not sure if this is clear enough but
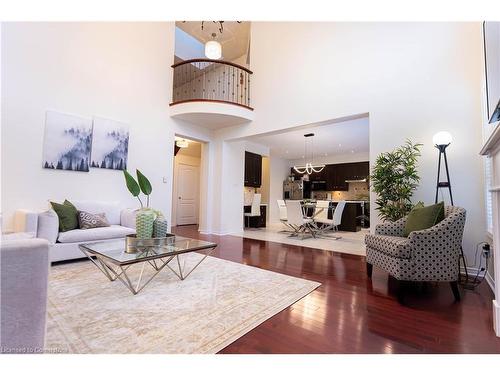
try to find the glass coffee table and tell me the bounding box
[79,236,217,295]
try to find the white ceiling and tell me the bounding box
[175,21,250,62]
[248,117,369,160]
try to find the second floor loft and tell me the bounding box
[170,58,253,110]
[169,21,254,128]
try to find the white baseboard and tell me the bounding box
[207,231,231,236]
[485,271,495,292]
[493,300,500,337]
[460,266,494,292]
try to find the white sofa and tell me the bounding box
[14,200,136,263]
[1,237,50,353]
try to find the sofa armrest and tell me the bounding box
[1,238,50,353]
[120,208,137,229]
[13,210,39,236]
[36,210,59,243]
[374,217,407,237]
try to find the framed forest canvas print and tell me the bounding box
[91,117,129,170]
[42,111,93,172]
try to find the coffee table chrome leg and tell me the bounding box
[86,255,171,295]
[80,248,127,281]
[166,246,216,281]
[79,244,218,294]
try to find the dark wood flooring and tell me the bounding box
[172,225,500,354]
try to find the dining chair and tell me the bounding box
[313,200,333,233]
[331,201,346,238]
[244,194,261,228]
[314,201,346,239]
[277,199,293,232]
[286,200,315,239]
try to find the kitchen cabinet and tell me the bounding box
[244,151,262,187]
[308,167,326,182]
[326,164,349,191]
[343,162,369,181]
[290,167,326,182]
[290,161,369,191]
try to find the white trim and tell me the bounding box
[209,231,232,236]
[493,300,500,336]
[460,266,494,293]
[480,121,500,155]
[486,271,496,292]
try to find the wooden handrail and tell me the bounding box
[171,58,253,74]
[169,99,254,111]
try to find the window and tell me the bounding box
[484,156,493,234]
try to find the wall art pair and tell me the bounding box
[42,111,129,172]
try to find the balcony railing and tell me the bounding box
[170,59,253,110]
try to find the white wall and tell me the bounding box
[268,155,291,223]
[215,22,486,263]
[1,22,216,232]
[261,156,270,204]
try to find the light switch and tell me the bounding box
[163,177,168,183]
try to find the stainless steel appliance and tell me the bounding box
[283,180,312,200]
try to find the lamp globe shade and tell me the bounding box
[432,131,453,146]
[205,40,222,60]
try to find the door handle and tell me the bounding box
[178,196,181,199]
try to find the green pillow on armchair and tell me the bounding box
[403,201,445,237]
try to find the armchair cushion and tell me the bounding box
[403,201,445,237]
[365,234,412,259]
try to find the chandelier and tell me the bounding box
[182,21,243,60]
[293,133,325,175]
[205,33,222,60]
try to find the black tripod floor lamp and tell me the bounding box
[433,131,454,205]
[433,131,467,281]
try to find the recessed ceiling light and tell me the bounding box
[351,150,355,153]
[338,143,342,147]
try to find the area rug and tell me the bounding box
[45,253,320,354]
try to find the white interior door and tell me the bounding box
[176,163,199,225]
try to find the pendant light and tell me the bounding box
[205,33,222,60]
[293,133,325,175]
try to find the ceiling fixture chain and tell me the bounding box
[293,133,326,175]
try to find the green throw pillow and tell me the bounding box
[403,201,445,237]
[50,199,79,232]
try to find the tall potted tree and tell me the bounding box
[370,140,423,222]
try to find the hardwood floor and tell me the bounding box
[172,225,500,354]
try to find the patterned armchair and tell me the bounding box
[365,206,466,302]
